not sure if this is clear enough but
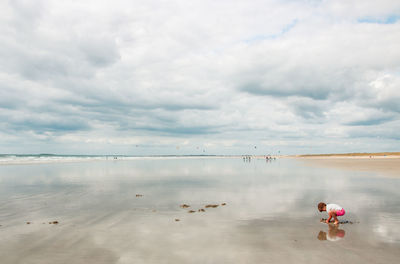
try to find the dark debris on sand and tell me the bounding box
[136,194,143,197]
[175,202,226,221]
[25,221,59,225]
[320,218,356,224]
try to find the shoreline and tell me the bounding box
[293,152,400,158]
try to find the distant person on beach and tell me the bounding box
[318,202,345,225]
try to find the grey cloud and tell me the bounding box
[1,40,92,82]
[288,98,328,120]
[157,102,215,111]
[235,58,361,102]
[1,5,120,83]
[5,115,90,134]
[0,97,217,138]
[19,54,71,80]
[240,82,330,100]
[78,36,120,67]
[358,75,400,113]
[347,121,400,140]
[131,125,219,136]
[366,96,400,114]
[0,89,24,110]
[380,101,400,113]
[8,0,45,31]
[55,94,216,117]
[0,81,218,137]
[345,116,395,126]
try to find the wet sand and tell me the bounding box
[295,154,400,177]
[0,158,399,263]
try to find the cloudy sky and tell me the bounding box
[1,0,400,155]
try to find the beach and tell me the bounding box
[0,156,399,263]
[2,0,400,263]
[293,152,400,177]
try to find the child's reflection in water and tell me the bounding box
[317,224,346,242]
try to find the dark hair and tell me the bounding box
[318,202,326,212]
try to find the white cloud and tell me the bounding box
[0,0,399,154]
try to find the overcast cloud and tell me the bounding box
[0,0,400,155]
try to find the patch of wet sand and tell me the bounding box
[3,212,399,264]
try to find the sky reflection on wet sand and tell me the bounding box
[0,158,399,263]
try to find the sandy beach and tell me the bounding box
[293,152,400,177]
[1,157,399,264]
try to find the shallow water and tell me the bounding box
[0,157,399,263]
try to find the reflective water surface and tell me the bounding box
[0,157,399,263]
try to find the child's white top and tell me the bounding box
[326,203,343,212]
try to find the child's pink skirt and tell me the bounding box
[336,208,345,216]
